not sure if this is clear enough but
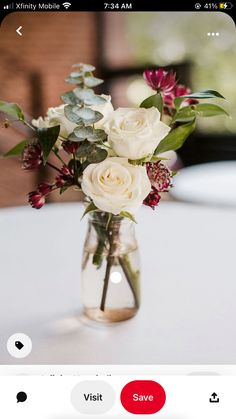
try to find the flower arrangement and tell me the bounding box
[0,64,228,321]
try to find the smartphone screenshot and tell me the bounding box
[0,0,235,417]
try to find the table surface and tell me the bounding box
[0,201,236,365]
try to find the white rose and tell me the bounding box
[81,157,151,215]
[32,104,77,139]
[91,94,114,129]
[104,107,171,160]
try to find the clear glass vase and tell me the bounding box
[81,212,140,323]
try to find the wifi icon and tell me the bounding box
[63,2,71,9]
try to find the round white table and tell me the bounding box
[0,201,236,364]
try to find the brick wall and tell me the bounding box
[0,12,97,207]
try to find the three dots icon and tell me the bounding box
[207,32,220,37]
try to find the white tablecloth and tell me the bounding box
[0,202,236,364]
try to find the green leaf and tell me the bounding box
[84,76,103,87]
[172,106,196,123]
[65,76,83,84]
[64,105,83,124]
[72,63,96,72]
[154,120,196,155]
[0,101,25,120]
[3,139,28,157]
[87,146,108,163]
[120,211,137,224]
[76,140,94,157]
[194,103,229,117]
[174,90,226,109]
[128,154,152,166]
[74,126,107,142]
[60,186,69,195]
[81,202,98,220]
[140,93,163,113]
[60,91,81,105]
[76,107,103,125]
[38,125,60,164]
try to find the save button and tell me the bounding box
[120,380,166,414]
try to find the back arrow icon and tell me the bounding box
[16,26,23,36]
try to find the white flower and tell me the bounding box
[32,104,77,139]
[104,107,171,160]
[91,94,114,129]
[81,157,151,215]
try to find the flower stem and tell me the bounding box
[46,161,61,173]
[118,256,140,309]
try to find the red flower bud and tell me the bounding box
[143,190,161,210]
[62,141,79,154]
[28,191,45,209]
[22,143,43,170]
[38,183,52,195]
[143,68,176,93]
[164,84,198,108]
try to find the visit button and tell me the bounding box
[120,380,166,414]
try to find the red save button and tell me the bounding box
[120,380,166,414]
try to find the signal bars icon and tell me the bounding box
[4,3,14,9]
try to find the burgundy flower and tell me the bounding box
[62,140,79,154]
[143,190,161,210]
[28,191,45,209]
[146,162,172,192]
[55,165,74,187]
[38,183,52,195]
[164,84,198,108]
[143,68,176,93]
[22,143,43,170]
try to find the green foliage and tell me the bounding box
[174,90,226,110]
[173,103,229,123]
[120,211,137,223]
[81,201,98,220]
[140,93,163,113]
[84,76,104,87]
[0,101,25,120]
[154,120,196,154]
[74,127,107,142]
[37,125,60,164]
[76,140,108,163]
[75,107,103,125]
[3,139,28,157]
[60,91,81,105]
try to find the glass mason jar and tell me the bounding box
[81,212,140,323]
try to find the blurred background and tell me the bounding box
[0,11,235,208]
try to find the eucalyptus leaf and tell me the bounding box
[119,211,137,224]
[65,76,83,85]
[0,101,25,120]
[74,126,107,142]
[76,107,103,125]
[3,139,28,157]
[174,90,226,109]
[154,120,196,155]
[64,105,83,125]
[84,76,103,87]
[37,125,60,164]
[140,93,163,113]
[60,91,81,105]
[72,63,96,72]
[74,88,94,101]
[76,140,95,157]
[87,146,108,163]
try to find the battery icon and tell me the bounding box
[219,2,233,8]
